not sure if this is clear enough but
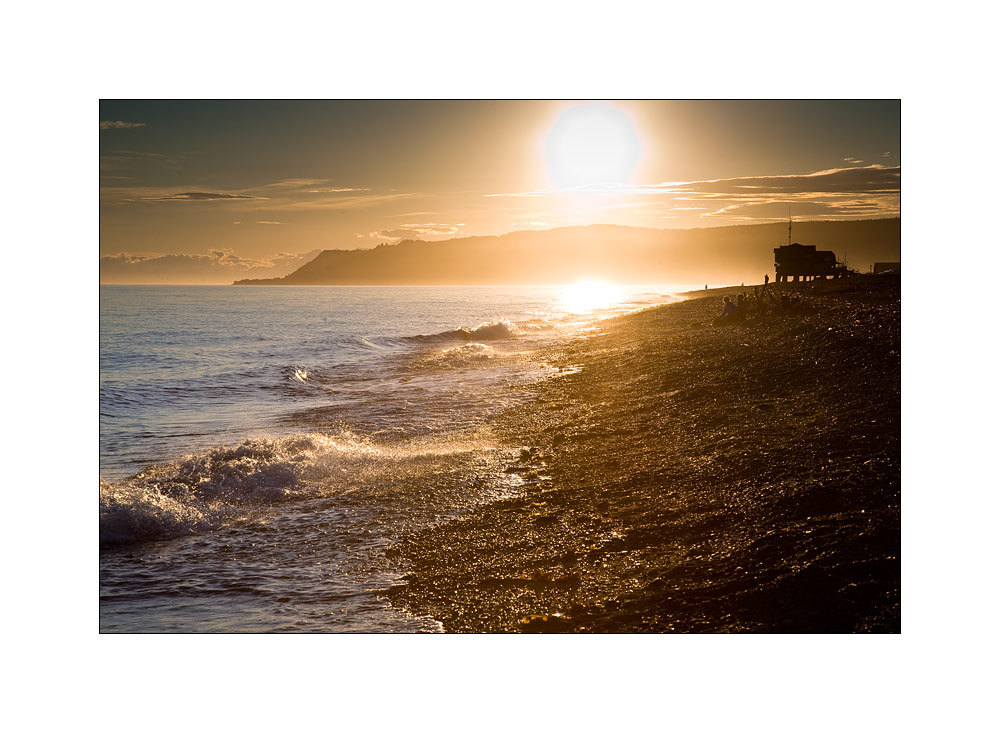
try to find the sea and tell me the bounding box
[99,283,687,632]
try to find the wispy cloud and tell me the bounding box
[100,120,147,129]
[483,165,900,223]
[657,165,900,196]
[100,149,191,174]
[277,192,422,211]
[486,165,900,198]
[691,169,900,222]
[700,196,900,221]
[256,178,328,190]
[99,248,321,284]
[102,176,412,211]
[255,178,371,194]
[360,222,468,241]
[843,157,865,164]
[256,220,281,225]
[308,187,371,193]
[242,179,398,210]
[138,191,266,202]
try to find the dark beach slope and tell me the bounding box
[386,276,901,632]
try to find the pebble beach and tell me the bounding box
[386,276,901,632]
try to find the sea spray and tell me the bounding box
[101,432,379,545]
[408,319,521,344]
[99,430,506,546]
[414,343,498,370]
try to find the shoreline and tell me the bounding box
[385,276,901,632]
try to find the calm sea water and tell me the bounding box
[99,284,683,632]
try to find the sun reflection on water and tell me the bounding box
[557,281,627,314]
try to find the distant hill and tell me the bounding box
[233,219,900,286]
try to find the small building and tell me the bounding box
[873,261,901,275]
[774,243,846,283]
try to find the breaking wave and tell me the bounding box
[99,430,501,546]
[414,343,498,370]
[101,432,381,545]
[408,319,520,344]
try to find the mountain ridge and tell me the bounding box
[233,219,900,286]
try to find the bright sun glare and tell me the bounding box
[544,102,642,189]
[558,281,627,314]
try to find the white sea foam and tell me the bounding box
[414,342,498,370]
[410,318,521,344]
[101,433,365,544]
[99,430,497,545]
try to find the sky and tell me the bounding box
[100,99,899,282]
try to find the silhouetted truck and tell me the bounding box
[773,243,846,282]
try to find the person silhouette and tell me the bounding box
[713,296,738,327]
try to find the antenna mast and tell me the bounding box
[787,209,792,245]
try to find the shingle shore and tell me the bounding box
[386,277,901,633]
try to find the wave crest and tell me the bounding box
[415,343,498,370]
[409,319,520,344]
[99,433,378,545]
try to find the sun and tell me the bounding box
[543,102,643,189]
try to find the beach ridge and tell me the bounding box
[386,277,901,633]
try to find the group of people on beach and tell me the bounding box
[712,278,805,327]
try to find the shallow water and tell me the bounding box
[99,284,684,632]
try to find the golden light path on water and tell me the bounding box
[556,280,627,314]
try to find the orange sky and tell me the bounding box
[100,100,899,283]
